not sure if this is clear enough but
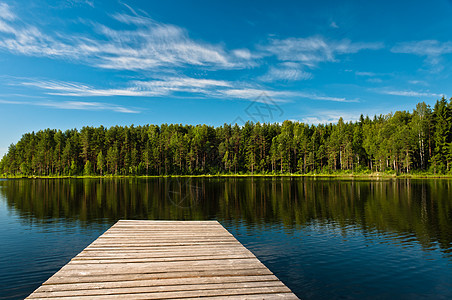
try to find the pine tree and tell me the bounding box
[97,151,105,176]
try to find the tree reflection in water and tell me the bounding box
[1,177,451,257]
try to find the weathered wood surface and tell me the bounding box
[26,220,298,299]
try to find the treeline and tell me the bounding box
[1,98,452,176]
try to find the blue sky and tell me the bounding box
[1,0,452,157]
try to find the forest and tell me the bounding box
[1,97,452,176]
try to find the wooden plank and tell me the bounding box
[77,252,253,257]
[82,245,250,250]
[183,294,299,300]
[92,237,238,242]
[88,243,241,247]
[89,241,241,245]
[115,220,220,225]
[28,286,293,299]
[53,265,269,277]
[86,243,242,248]
[35,275,281,292]
[29,294,298,300]
[101,231,230,234]
[76,249,252,257]
[30,281,288,298]
[26,220,298,299]
[71,255,257,263]
[57,259,265,269]
[43,269,276,285]
[97,234,234,238]
[84,246,245,251]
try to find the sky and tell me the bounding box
[1,0,452,157]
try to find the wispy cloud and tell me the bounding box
[219,88,357,103]
[39,101,138,113]
[379,89,443,98]
[354,70,393,83]
[306,94,358,102]
[355,71,376,77]
[367,78,382,83]
[408,80,428,86]
[64,0,94,8]
[93,16,238,70]
[0,4,251,71]
[134,77,235,97]
[232,48,252,60]
[21,80,161,97]
[259,36,383,67]
[301,110,362,124]
[18,76,290,102]
[392,40,452,57]
[391,40,452,68]
[220,88,293,102]
[0,3,388,84]
[0,98,139,113]
[259,62,312,82]
[0,3,15,20]
[20,77,233,98]
[18,76,357,105]
[0,3,92,60]
[136,77,231,90]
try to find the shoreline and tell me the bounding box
[2,173,452,179]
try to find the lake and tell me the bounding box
[1,177,452,299]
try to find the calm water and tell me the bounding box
[1,177,452,299]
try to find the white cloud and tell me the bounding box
[110,12,152,26]
[136,77,231,92]
[392,40,452,57]
[408,80,428,86]
[83,17,237,70]
[133,77,234,96]
[0,99,19,104]
[0,18,87,58]
[14,73,360,108]
[0,3,389,84]
[334,40,383,54]
[21,80,160,97]
[63,0,94,8]
[232,48,251,60]
[0,7,250,71]
[259,36,383,67]
[355,71,376,77]
[330,21,339,29]
[260,63,312,82]
[0,3,15,21]
[301,110,362,125]
[391,40,452,68]
[220,88,292,102]
[20,77,233,98]
[0,98,139,113]
[380,89,443,98]
[20,76,319,104]
[219,88,357,103]
[307,94,358,102]
[40,101,138,113]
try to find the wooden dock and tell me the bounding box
[27,220,298,299]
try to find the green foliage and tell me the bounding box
[83,160,93,176]
[2,98,452,176]
[97,151,105,176]
[70,160,78,176]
